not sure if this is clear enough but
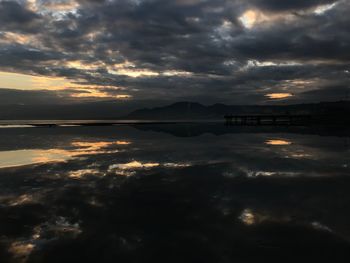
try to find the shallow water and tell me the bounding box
[0,124,350,262]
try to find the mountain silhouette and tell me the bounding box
[125,101,350,120]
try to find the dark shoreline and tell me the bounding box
[0,120,193,127]
[0,121,350,138]
[1,116,350,128]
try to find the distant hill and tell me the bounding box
[124,101,350,120]
[2,100,350,121]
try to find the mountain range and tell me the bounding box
[125,101,350,120]
[1,100,350,121]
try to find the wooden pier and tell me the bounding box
[224,114,312,125]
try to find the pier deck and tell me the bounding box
[224,114,312,125]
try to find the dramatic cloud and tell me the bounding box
[0,0,349,106]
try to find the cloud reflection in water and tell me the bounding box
[265,139,292,145]
[0,140,131,168]
[0,125,349,262]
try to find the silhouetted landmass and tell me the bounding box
[125,101,350,123]
[1,101,350,123]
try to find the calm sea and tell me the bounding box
[0,123,349,262]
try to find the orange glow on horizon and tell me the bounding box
[70,89,132,99]
[0,71,132,100]
[0,71,75,90]
[265,93,293,99]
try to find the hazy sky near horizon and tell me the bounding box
[0,0,349,106]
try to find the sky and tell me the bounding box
[0,0,349,108]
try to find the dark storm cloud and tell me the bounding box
[0,0,349,105]
[297,85,350,102]
[0,1,38,23]
[0,0,41,32]
[0,45,63,64]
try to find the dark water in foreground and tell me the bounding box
[0,124,350,262]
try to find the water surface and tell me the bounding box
[0,124,350,262]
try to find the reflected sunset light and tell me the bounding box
[265,139,292,145]
[0,140,131,168]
